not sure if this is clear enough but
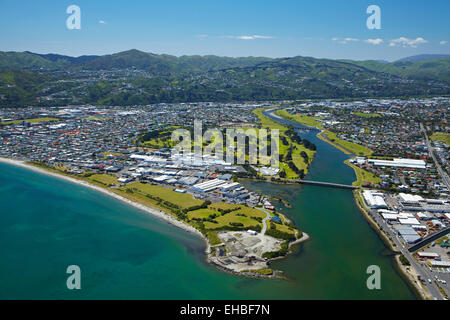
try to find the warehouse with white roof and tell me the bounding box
[368,158,427,169]
[363,190,388,209]
[189,178,227,193]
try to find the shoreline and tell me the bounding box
[352,189,428,300]
[0,157,210,253]
[0,157,305,279]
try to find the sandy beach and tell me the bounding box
[0,157,210,254]
[1,157,313,279]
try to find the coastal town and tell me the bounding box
[0,102,305,277]
[1,97,449,297]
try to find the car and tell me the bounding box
[428,279,432,283]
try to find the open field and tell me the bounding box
[431,132,450,145]
[86,173,118,186]
[320,130,373,157]
[188,208,216,220]
[353,112,382,118]
[205,212,260,230]
[275,108,373,157]
[117,181,296,233]
[345,159,382,187]
[1,117,60,125]
[274,109,324,129]
[124,182,203,209]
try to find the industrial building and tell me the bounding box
[189,178,227,193]
[363,190,388,209]
[428,260,450,268]
[394,225,422,244]
[367,158,427,169]
[417,252,440,259]
[398,193,450,213]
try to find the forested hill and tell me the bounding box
[0,49,449,107]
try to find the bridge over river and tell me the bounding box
[297,180,358,190]
[277,179,358,190]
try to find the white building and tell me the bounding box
[363,190,388,209]
[189,179,227,193]
[368,158,426,169]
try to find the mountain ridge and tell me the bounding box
[0,49,449,107]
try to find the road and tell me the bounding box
[257,208,272,235]
[420,123,450,190]
[369,207,447,300]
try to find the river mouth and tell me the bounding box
[236,111,418,299]
[0,111,417,300]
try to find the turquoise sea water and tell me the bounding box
[0,114,417,299]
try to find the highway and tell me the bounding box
[420,123,450,190]
[369,207,447,300]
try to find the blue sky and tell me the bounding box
[0,0,449,61]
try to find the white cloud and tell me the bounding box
[332,37,359,44]
[389,37,427,48]
[221,35,275,40]
[364,38,383,45]
[195,34,208,38]
[99,20,107,24]
[440,40,448,45]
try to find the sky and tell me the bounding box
[0,0,449,61]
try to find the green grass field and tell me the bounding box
[253,108,316,179]
[321,131,373,157]
[345,160,381,187]
[86,173,118,186]
[431,132,450,145]
[124,182,203,209]
[188,209,217,220]
[205,211,261,230]
[353,112,381,118]
[1,117,60,125]
[274,109,324,129]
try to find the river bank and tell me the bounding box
[265,108,422,300]
[353,189,429,300]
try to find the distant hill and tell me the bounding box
[340,57,450,82]
[0,50,449,107]
[24,51,100,65]
[396,54,450,62]
[0,49,272,74]
[2,49,449,82]
[0,51,55,70]
[0,70,48,106]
